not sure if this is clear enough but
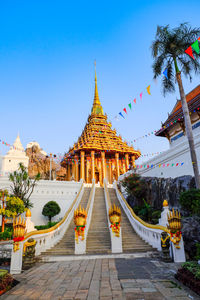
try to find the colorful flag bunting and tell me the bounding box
[123,108,127,114]
[191,40,200,54]
[146,85,151,95]
[185,46,195,59]
[128,103,132,110]
[163,68,168,79]
[119,112,125,119]
[133,98,136,104]
[140,93,143,100]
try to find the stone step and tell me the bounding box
[108,188,155,254]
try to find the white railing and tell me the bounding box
[104,179,122,253]
[75,179,95,254]
[10,181,84,274]
[114,181,186,262]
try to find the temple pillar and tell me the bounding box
[115,153,120,180]
[109,160,112,184]
[125,154,129,171]
[122,160,126,174]
[67,164,70,181]
[80,151,85,181]
[86,158,89,183]
[131,156,136,169]
[75,156,79,181]
[91,151,95,180]
[72,163,75,180]
[101,151,106,182]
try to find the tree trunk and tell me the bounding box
[176,72,200,189]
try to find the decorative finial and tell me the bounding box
[163,200,168,207]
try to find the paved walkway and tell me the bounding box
[2,257,200,300]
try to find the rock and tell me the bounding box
[26,145,67,180]
[182,216,200,259]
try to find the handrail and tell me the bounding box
[86,181,95,212]
[115,184,169,233]
[24,182,84,240]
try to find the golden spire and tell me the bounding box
[91,61,104,115]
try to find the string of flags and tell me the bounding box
[185,37,200,59]
[115,36,200,121]
[136,162,184,169]
[116,84,152,120]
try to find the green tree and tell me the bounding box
[9,163,40,208]
[121,173,148,206]
[179,188,200,215]
[42,201,61,223]
[151,23,200,188]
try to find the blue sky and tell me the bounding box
[0,0,200,162]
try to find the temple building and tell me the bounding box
[61,70,141,184]
[136,85,200,179]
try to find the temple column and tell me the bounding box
[86,158,89,183]
[125,154,129,171]
[67,164,70,181]
[109,160,112,183]
[72,163,75,180]
[115,153,120,180]
[75,155,79,181]
[101,151,106,182]
[131,155,136,169]
[80,151,85,181]
[122,160,126,174]
[91,151,95,180]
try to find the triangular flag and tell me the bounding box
[163,68,168,79]
[198,37,200,41]
[123,108,127,114]
[119,112,125,119]
[140,93,142,100]
[128,103,132,110]
[191,40,200,54]
[133,98,136,104]
[146,85,151,95]
[185,46,195,59]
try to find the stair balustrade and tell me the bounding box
[10,180,84,274]
[114,181,186,262]
[103,179,122,253]
[75,179,95,254]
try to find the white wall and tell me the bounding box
[136,123,200,179]
[0,178,81,225]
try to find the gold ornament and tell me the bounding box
[167,209,182,249]
[109,204,121,237]
[74,205,87,243]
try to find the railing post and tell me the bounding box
[75,180,95,254]
[104,179,122,253]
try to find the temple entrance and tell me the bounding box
[95,172,99,183]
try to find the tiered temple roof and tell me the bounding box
[65,71,140,158]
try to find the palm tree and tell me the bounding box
[151,23,200,189]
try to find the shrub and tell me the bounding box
[35,221,58,230]
[121,173,148,206]
[42,201,61,223]
[179,189,200,215]
[0,270,13,292]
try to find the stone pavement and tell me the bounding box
[2,257,200,300]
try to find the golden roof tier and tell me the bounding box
[62,67,141,184]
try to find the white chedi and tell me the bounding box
[1,134,29,176]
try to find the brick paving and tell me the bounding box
[2,257,200,300]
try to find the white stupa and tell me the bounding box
[1,134,29,176]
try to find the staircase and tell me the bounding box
[86,187,111,254]
[108,188,155,253]
[41,187,91,256]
